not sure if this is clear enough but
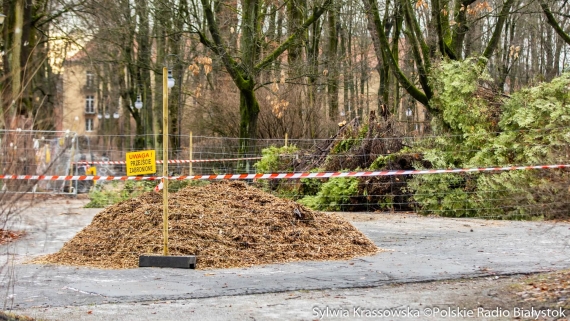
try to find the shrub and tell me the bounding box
[331,124,369,154]
[254,145,298,173]
[409,58,570,219]
[298,177,359,211]
[85,180,209,208]
[254,145,303,198]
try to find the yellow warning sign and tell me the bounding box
[126,150,156,176]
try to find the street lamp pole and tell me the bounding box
[406,107,412,133]
[134,89,144,148]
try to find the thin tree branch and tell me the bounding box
[254,0,332,73]
[198,0,247,88]
[481,0,516,62]
[539,0,570,46]
[363,0,430,107]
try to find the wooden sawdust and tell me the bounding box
[33,181,379,269]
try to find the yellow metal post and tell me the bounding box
[162,67,169,256]
[284,132,288,147]
[68,134,76,191]
[189,131,193,175]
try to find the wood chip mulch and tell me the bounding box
[33,181,380,269]
[0,311,35,321]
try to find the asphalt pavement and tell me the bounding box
[2,199,570,320]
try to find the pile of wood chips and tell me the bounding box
[34,181,379,269]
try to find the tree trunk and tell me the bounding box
[481,0,516,62]
[306,9,322,138]
[451,0,477,59]
[340,24,349,117]
[135,0,153,149]
[197,0,330,151]
[238,85,260,157]
[363,0,430,108]
[5,0,24,129]
[327,8,339,120]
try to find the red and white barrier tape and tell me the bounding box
[73,156,262,165]
[2,164,569,181]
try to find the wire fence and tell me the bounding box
[0,130,78,195]
[1,129,569,220]
[2,129,569,271]
[74,134,313,175]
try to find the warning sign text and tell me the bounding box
[126,150,156,176]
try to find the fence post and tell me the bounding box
[68,133,77,193]
[162,66,170,256]
[189,131,193,175]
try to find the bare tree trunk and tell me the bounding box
[327,6,339,120]
[340,24,349,117]
[307,9,322,138]
[196,0,330,155]
[135,0,153,149]
[4,0,24,129]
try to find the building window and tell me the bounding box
[85,118,94,132]
[85,96,95,113]
[86,71,94,87]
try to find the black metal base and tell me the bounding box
[139,255,196,269]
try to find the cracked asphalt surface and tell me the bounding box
[2,199,570,320]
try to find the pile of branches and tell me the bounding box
[295,111,405,172]
[292,111,429,211]
[475,80,506,131]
